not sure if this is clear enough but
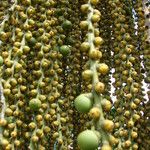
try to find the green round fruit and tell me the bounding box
[53,46,59,52]
[66,37,75,44]
[59,45,70,56]
[55,9,63,16]
[29,99,41,111]
[62,20,72,30]
[77,130,99,150]
[0,56,4,66]
[28,37,36,46]
[6,117,14,124]
[74,94,92,113]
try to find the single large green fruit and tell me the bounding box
[74,94,92,113]
[29,99,41,111]
[62,20,72,30]
[59,45,71,56]
[77,130,99,150]
[0,56,4,66]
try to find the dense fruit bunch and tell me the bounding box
[0,0,149,150]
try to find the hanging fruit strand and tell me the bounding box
[74,0,114,149]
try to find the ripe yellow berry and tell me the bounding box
[133,114,140,121]
[94,82,105,93]
[0,119,7,126]
[97,63,109,74]
[130,102,137,109]
[31,135,39,142]
[28,122,36,129]
[81,4,89,13]
[90,0,99,5]
[82,70,93,81]
[14,140,21,147]
[89,107,100,119]
[89,49,102,60]
[102,120,114,132]
[80,42,90,52]
[94,37,104,46]
[131,131,138,139]
[80,21,88,30]
[91,14,101,23]
[11,131,17,138]
[133,144,138,150]
[101,144,112,150]
[101,99,112,112]
[127,120,134,128]
[1,139,9,147]
[123,140,131,148]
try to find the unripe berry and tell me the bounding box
[74,94,92,113]
[77,130,99,150]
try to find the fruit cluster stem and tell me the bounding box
[87,0,110,145]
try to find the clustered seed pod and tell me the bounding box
[0,0,149,150]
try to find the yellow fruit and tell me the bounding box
[89,49,102,60]
[123,140,131,148]
[31,135,39,142]
[80,21,88,30]
[82,70,93,80]
[90,0,99,5]
[102,120,114,132]
[91,14,101,23]
[81,4,89,13]
[89,107,100,119]
[97,63,109,74]
[101,144,112,150]
[1,139,9,147]
[94,37,103,46]
[133,144,138,150]
[80,42,90,52]
[101,99,112,111]
[131,131,138,139]
[127,120,134,128]
[94,82,105,93]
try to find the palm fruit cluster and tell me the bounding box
[0,0,149,150]
[109,0,144,149]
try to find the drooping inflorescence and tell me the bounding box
[0,0,149,150]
